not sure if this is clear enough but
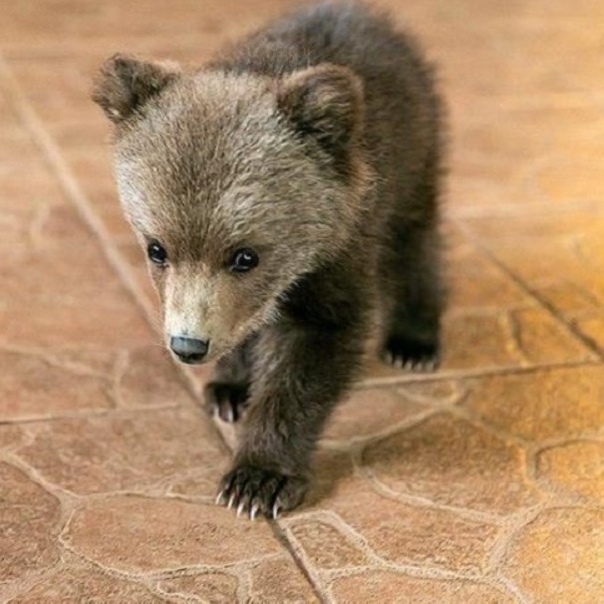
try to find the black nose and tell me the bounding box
[169,336,209,364]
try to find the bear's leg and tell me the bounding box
[380,177,444,371]
[204,335,256,423]
[216,321,364,518]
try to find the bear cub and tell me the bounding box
[93,2,445,519]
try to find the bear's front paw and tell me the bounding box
[216,464,307,520]
[204,381,250,423]
[381,334,440,372]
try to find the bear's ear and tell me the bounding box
[92,54,181,123]
[277,64,364,158]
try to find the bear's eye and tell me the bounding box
[147,241,168,266]
[230,248,259,273]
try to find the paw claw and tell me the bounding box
[215,489,227,505]
[381,334,440,373]
[218,465,307,520]
[420,359,436,373]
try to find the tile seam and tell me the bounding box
[453,217,604,360]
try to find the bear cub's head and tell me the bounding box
[93,55,371,364]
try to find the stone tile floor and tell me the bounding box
[1,0,603,602]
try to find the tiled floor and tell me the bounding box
[1,0,603,602]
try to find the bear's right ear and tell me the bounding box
[277,64,364,159]
[92,54,181,123]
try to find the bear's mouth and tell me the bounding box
[173,352,208,365]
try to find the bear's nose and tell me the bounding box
[169,336,209,364]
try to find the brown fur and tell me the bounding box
[93,2,445,518]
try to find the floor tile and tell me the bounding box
[462,365,604,443]
[9,566,165,603]
[15,408,225,496]
[330,571,514,604]
[0,462,61,583]
[536,441,604,504]
[362,413,541,515]
[502,508,604,603]
[63,495,282,571]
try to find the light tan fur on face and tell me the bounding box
[163,264,213,343]
[161,261,281,362]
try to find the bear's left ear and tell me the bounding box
[92,54,181,124]
[277,64,364,159]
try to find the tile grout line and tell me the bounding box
[453,217,604,361]
[0,403,184,426]
[268,521,329,604]
[357,357,602,389]
[0,56,156,330]
[449,199,604,220]
[0,55,218,424]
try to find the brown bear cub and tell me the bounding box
[93,2,445,519]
